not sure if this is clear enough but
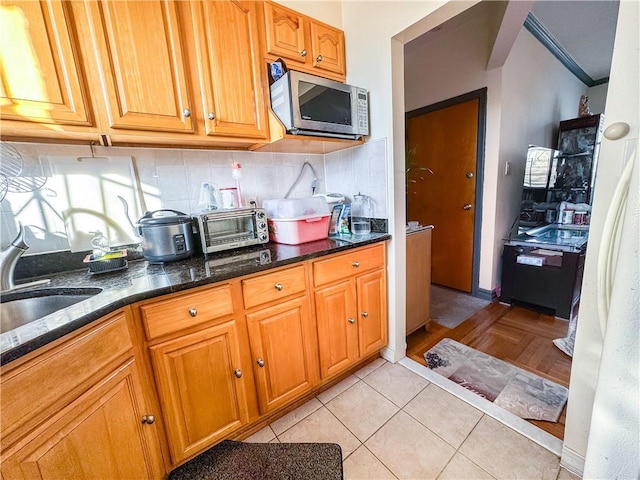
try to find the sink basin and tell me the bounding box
[0,288,103,333]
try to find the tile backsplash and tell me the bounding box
[1,139,388,254]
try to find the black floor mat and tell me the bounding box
[168,440,343,480]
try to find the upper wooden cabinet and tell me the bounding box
[261,1,345,82]
[78,0,194,134]
[0,0,97,137]
[189,0,268,139]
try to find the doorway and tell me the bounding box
[406,89,486,295]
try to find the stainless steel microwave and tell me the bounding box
[270,71,369,140]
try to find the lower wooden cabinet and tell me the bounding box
[1,361,159,480]
[245,295,318,413]
[149,319,250,465]
[314,244,388,380]
[0,311,165,480]
[0,243,388,478]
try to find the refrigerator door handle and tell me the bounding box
[596,150,635,337]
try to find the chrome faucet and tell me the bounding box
[0,223,29,292]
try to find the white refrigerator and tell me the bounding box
[562,2,639,478]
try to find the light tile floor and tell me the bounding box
[245,358,581,480]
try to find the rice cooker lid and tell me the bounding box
[138,209,192,226]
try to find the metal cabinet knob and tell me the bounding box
[466,172,474,178]
[352,261,360,268]
[208,112,215,120]
[316,54,323,62]
[300,49,307,57]
[274,283,283,291]
[183,108,191,118]
[463,204,473,210]
[189,308,197,317]
[361,311,369,318]
[141,415,155,425]
[234,369,242,378]
[348,317,355,324]
[257,358,265,367]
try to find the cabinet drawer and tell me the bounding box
[1,311,132,448]
[242,265,306,309]
[141,284,234,340]
[313,244,385,287]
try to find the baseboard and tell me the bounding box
[476,287,495,301]
[560,445,585,477]
[380,346,395,363]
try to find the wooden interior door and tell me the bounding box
[407,97,479,292]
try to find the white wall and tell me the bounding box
[586,83,609,115]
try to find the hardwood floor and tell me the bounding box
[406,302,572,440]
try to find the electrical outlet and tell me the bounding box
[245,196,258,207]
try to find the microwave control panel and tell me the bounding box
[356,88,369,135]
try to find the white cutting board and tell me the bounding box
[47,156,143,253]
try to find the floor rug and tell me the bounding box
[424,338,569,422]
[168,440,343,480]
[431,285,490,329]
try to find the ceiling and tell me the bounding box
[405,0,620,86]
[529,0,620,82]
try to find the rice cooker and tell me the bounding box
[136,209,195,263]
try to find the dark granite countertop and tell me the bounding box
[1,234,390,366]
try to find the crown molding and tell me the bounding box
[524,13,608,87]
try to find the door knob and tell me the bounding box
[316,55,323,62]
[183,108,191,118]
[348,317,355,324]
[208,112,215,120]
[300,49,307,57]
[234,369,242,378]
[463,204,473,210]
[141,415,155,425]
[466,172,474,178]
[257,358,265,367]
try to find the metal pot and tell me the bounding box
[136,209,195,263]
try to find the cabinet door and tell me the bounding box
[356,270,388,357]
[150,320,249,465]
[0,0,92,126]
[246,296,317,413]
[1,360,163,480]
[83,0,193,133]
[190,0,267,138]
[262,1,308,66]
[309,20,345,76]
[315,280,359,379]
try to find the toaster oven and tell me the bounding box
[193,207,269,255]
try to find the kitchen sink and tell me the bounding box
[0,288,103,333]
